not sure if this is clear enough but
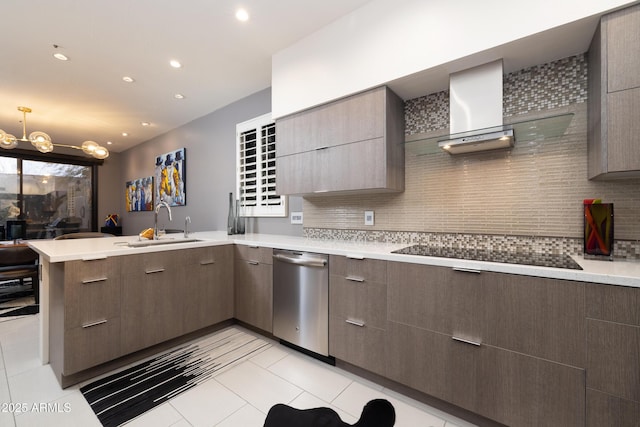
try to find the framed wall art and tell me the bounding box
[155,148,186,207]
[126,176,154,212]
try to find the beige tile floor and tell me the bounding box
[0,315,477,427]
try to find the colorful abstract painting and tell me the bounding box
[126,177,154,212]
[155,148,186,207]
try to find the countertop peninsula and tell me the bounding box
[29,231,640,288]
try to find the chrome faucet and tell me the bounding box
[154,201,172,239]
[184,216,191,238]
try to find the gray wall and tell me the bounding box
[110,88,302,236]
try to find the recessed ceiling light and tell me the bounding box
[122,76,135,83]
[174,93,185,99]
[106,141,113,145]
[53,53,68,61]
[235,8,249,22]
[141,122,150,127]
[169,59,182,69]
[122,132,129,137]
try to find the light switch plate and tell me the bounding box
[364,210,374,226]
[290,211,303,224]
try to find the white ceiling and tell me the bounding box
[1,0,630,157]
[0,0,373,154]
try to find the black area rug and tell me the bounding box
[0,304,39,317]
[81,328,270,427]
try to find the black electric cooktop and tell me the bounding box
[392,245,583,270]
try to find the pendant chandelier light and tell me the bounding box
[0,106,109,159]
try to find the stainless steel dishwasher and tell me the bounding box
[272,249,330,358]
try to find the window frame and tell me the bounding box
[236,113,287,218]
[0,148,101,237]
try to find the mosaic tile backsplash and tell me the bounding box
[302,54,640,259]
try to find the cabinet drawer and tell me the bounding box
[329,255,386,283]
[64,258,120,329]
[235,244,272,264]
[184,246,223,267]
[482,272,585,368]
[586,283,640,326]
[587,388,640,427]
[329,275,386,329]
[64,317,121,375]
[387,321,585,427]
[329,315,385,375]
[587,319,640,402]
[388,262,483,341]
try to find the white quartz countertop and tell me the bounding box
[27,231,640,288]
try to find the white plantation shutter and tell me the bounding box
[237,113,287,217]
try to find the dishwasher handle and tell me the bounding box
[273,253,327,268]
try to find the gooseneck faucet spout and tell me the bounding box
[154,201,173,240]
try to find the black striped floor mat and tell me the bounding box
[81,328,271,427]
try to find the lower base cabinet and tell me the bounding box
[120,251,184,354]
[182,246,234,333]
[329,315,386,375]
[234,246,273,332]
[386,321,585,427]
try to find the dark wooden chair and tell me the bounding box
[264,399,395,427]
[0,245,39,304]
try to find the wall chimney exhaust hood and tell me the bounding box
[404,59,574,156]
[441,59,513,154]
[438,127,514,154]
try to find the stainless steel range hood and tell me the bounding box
[438,127,514,154]
[440,59,514,155]
[404,58,574,156]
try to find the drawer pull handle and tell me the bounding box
[145,268,165,274]
[452,336,481,346]
[247,261,259,265]
[248,245,259,249]
[345,276,365,283]
[82,319,108,329]
[315,145,329,151]
[346,254,365,260]
[345,319,365,327]
[452,267,482,274]
[82,277,108,284]
[200,260,215,265]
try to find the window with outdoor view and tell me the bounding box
[0,155,95,239]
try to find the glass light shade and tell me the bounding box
[34,139,54,153]
[93,145,109,159]
[0,131,18,149]
[29,131,52,145]
[81,140,98,154]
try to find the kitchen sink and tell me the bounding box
[126,237,202,247]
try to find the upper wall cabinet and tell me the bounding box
[588,4,640,180]
[275,86,405,195]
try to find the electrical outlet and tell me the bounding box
[364,210,374,226]
[290,211,303,224]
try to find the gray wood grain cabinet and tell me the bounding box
[49,257,122,376]
[329,255,387,375]
[49,245,237,386]
[182,246,234,334]
[586,283,640,426]
[386,262,586,427]
[234,245,273,332]
[275,86,405,195]
[588,3,640,179]
[120,250,184,354]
